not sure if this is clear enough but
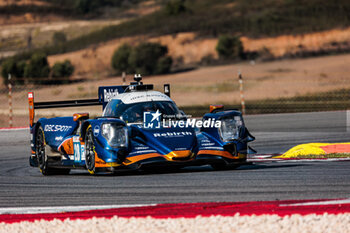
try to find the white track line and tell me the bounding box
[0,204,156,215]
[280,198,350,207]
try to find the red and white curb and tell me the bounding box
[0,199,349,223]
[0,127,28,131]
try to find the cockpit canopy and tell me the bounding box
[103,99,181,124]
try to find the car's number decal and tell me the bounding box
[73,136,85,163]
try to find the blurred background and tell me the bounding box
[1,0,350,127]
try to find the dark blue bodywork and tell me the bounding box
[29,84,255,174]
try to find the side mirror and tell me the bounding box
[73,113,89,121]
[210,105,224,113]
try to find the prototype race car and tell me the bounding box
[28,75,255,175]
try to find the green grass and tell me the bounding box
[5,0,350,63]
[180,88,350,117]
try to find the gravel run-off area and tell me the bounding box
[0,214,349,233]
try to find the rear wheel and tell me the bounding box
[35,126,70,175]
[85,126,96,174]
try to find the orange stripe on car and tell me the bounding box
[58,138,74,155]
[123,153,162,165]
[163,150,193,161]
[94,149,244,168]
[197,150,238,159]
[94,152,161,167]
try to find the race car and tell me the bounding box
[28,75,255,175]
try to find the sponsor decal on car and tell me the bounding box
[93,125,100,137]
[153,132,193,138]
[55,136,63,141]
[44,125,72,132]
[121,91,172,104]
[201,143,216,146]
[104,89,119,102]
[73,136,85,163]
[134,146,151,150]
[129,93,166,101]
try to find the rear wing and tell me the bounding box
[28,85,128,127]
[28,80,171,127]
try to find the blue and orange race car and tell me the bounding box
[28,75,255,175]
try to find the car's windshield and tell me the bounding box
[103,100,182,123]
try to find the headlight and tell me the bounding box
[219,116,243,141]
[101,123,128,148]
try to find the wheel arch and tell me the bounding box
[80,121,92,142]
[32,122,43,148]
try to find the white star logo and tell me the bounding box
[150,110,161,122]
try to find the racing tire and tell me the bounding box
[85,126,96,174]
[35,126,70,175]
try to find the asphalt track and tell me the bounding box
[0,111,349,208]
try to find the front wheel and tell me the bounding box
[85,126,96,174]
